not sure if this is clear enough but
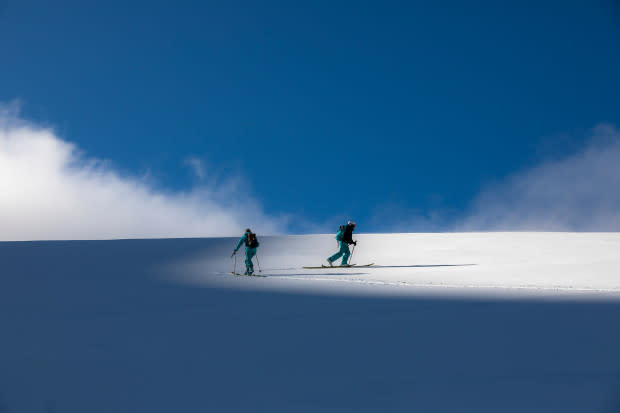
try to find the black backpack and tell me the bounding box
[246,232,258,248]
[342,224,355,244]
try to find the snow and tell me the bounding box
[1,233,620,412]
[172,233,620,298]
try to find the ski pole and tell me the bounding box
[349,242,356,264]
[255,253,262,273]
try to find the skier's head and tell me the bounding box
[245,228,251,233]
[348,220,356,227]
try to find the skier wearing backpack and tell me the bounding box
[326,221,357,266]
[233,228,260,275]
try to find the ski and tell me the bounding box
[232,272,267,277]
[302,263,375,269]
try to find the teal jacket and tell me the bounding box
[335,228,344,242]
[235,232,260,252]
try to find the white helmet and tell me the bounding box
[348,220,356,226]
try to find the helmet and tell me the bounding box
[348,220,356,226]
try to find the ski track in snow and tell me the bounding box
[280,274,620,294]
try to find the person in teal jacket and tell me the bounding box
[233,228,260,275]
[326,221,357,266]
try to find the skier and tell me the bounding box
[232,228,260,275]
[326,221,357,266]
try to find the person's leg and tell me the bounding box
[340,243,351,265]
[328,241,344,263]
[245,248,257,274]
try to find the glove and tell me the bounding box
[353,241,357,246]
[231,250,237,257]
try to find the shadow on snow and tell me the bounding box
[370,264,477,268]
[0,238,619,413]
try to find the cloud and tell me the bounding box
[460,124,620,231]
[0,104,287,241]
[184,156,206,180]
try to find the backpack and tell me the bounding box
[342,224,354,244]
[246,232,258,248]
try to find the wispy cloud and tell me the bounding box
[460,124,620,231]
[184,156,206,180]
[0,103,287,240]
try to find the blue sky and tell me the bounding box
[1,0,620,237]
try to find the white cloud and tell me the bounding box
[460,124,620,231]
[184,156,206,180]
[0,104,287,240]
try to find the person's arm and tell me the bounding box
[336,229,344,241]
[350,230,357,245]
[234,234,247,253]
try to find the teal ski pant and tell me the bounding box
[245,247,257,272]
[328,241,350,265]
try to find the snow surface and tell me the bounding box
[1,233,620,412]
[172,233,620,298]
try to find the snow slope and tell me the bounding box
[1,233,620,412]
[172,233,620,297]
